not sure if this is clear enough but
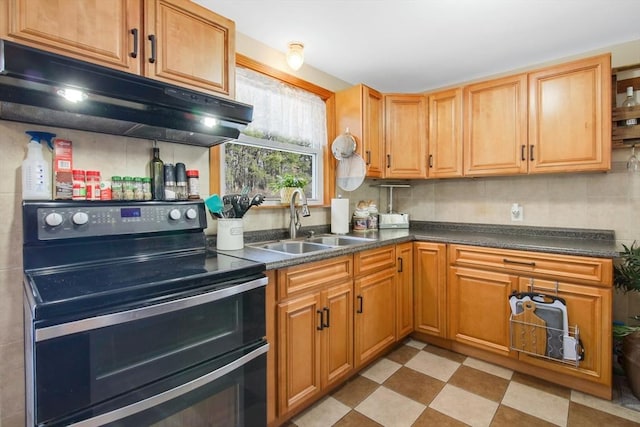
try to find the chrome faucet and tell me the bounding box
[289,188,311,239]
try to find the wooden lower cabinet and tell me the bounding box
[277,278,353,416]
[414,242,447,338]
[396,242,414,339]
[448,266,519,357]
[354,267,396,368]
[516,277,612,390]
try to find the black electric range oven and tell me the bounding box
[22,201,268,427]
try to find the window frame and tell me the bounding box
[209,54,336,207]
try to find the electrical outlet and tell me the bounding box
[511,203,523,222]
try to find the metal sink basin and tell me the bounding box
[306,235,376,246]
[250,241,334,255]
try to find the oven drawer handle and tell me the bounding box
[35,276,268,342]
[70,342,270,427]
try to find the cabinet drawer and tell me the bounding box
[278,255,353,299]
[449,245,612,287]
[354,245,396,277]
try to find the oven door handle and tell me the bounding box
[35,276,268,342]
[69,341,269,427]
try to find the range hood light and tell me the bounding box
[56,88,88,103]
[201,117,219,128]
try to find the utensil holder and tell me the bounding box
[216,218,244,250]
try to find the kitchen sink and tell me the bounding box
[306,235,376,246]
[247,234,376,256]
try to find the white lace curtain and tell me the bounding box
[235,67,327,149]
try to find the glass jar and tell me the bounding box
[133,177,144,201]
[122,176,135,201]
[111,176,123,200]
[85,170,101,201]
[187,170,200,199]
[142,177,152,200]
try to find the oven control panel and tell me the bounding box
[31,201,207,240]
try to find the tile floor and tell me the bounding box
[286,339,640,427]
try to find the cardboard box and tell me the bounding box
[52,138,73,200]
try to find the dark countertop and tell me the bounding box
[212,221,619,270]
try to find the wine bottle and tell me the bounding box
[150,147,165,200]
[623,86,637,127]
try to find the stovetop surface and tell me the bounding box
[24,250,265,323]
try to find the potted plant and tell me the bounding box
[269,174,309,204]
[614,241,640,398]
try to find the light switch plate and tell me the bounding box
[511,203,523,222]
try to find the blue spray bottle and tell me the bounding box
[22,131,56,200]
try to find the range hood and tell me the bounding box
[0,39,253,147]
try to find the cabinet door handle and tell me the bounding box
[503,258,536,267]
[130,28,139,58]
[530,145,535,161]
[521,145,526,161]
[357,295,363,313]
[386,154,391,168]
[323,307,330,328]
[317,309,324,330]
[366,150,371,165]
[148,34,157,64]
[397,257,403,273]
[428,154,433,168]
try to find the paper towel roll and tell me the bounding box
[331,198,349,234]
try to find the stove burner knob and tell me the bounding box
[185,208,197,220]
[72,212,89,225]
[169,208,182,221]
[44,212,64,227]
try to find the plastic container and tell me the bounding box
[72,170,86,200]
[123,176,135,201]
[100,181,112,200]
[187,170,200,199]
[111,176,123,200]
[142,177,152,200]
[85,171,101,201]
[22,131,56,200]
[133,177,144,201]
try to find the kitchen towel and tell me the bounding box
[331,198,349,234]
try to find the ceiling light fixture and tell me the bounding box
[56,87,88,103]
[286,42,304,71]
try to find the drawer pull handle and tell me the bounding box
[397,257,403,273]
[323,307,330,328]
[357,295,363,313]
[317,309,324,330]
[503,258,536,267]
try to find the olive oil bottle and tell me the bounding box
[150,147,164,200]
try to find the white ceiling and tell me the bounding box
[195,0,640,93]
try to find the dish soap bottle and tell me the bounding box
[150,146,164,200]
[22,131,56,200]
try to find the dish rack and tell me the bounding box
[509,316,582,367]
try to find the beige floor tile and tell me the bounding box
[383,366,445,405]
[430,384,499,427]
[293,396,350,427]
[405,339,426,350]
[423,344,467,363]
[502,382,569,426]
[448,365,509,402]
[511,371,570,399]
[463,357,513,380]
[355,386,426,427]
[570,390,640,424]
[360,357,402,384]
[405,349,460,382]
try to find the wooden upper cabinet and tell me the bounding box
[384,94,428,178]
[144,0,235,97]
[1,0,235,97]
[528,54,611,174]
[1,0,142,73]
[335,84,385,178]
[428,88,463,178]
[464,74,528,176]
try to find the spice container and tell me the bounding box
[187,169,200,199]
[100,180,112,200]
[85,170,101,201]
[72,170,86,200]
[175,163,188,201]
[142,177,152,200]
[123,176,135,201]
[163,164,176,201]
[133,177,144,201]
[111,176,123,200]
